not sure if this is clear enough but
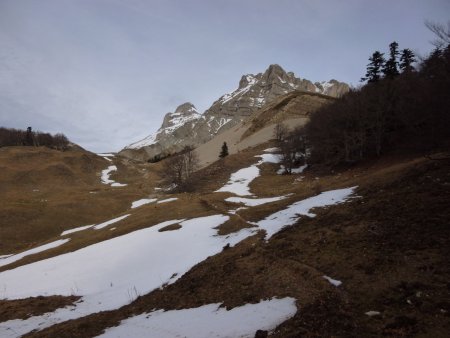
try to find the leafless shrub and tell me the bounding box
[280,127,306,174]
[274,122,288,142]
[163,146,199,192]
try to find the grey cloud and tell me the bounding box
[0,0,449,152]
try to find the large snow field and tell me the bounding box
[100,165,127,187]
[253,187,357,239]
[0,239,70,268]
[96,297,297,338]
[0,215,254,337]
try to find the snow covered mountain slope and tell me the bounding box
[119,64,349,162]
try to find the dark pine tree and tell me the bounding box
[219,142,229,158]
[399,48,416,72]
[25,126,34,146]
[361,51,385,83]
[382,41,400,78]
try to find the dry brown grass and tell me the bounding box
[158,223,182,232]
[0,296,80,322]
[241,91,334,139]
[1,144,449,337]
[0,146,164,258]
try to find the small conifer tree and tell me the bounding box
[361,51,385,83]
[219,142,229,158]
[399,48,416,72]
[25,126,34,146]
[382,41,400,78]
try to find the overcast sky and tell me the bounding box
[0,0,448,152]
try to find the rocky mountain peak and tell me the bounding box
[120,64,350,161]
[161,102,199,129]
[173,102,198,115]
[238,75,257,89]
[262,64,288,82]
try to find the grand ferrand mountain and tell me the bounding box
[119,64,349,161]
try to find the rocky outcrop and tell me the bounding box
[121,103,201,161]
[314,79,350,98]
[120,64,349,161]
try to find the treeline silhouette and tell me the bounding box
[0,127,70,150]
[303,41,450,165]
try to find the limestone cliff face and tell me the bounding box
[120,103,201,161]
[119,64,349,161]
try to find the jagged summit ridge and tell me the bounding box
[125,103,200,150]
[160,102,200,131]
[210,64,347,115]
[120,64,349,161]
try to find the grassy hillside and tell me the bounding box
[241,90,334,140]
[0,146,157,254]
[0,141,448,337]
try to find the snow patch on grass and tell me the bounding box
[255,153,282,164]
[93,214,131,230]
[216,153,284,197]
[0,239,70,269]
[215,166,260,196]
[61,225,94,236]
[111,182,127,187]
[101,165,117,184]
[263,147,280,153]
[277,164,308,175]
[323,275,342,287]
[97,297,297,338]
[253,187,357,240]
[131,198,157,209]
[157,198,178,204]
[101,165,127,187]
[226,196,287,207]
[228,207,248,215]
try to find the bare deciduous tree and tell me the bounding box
[0,127,70,150]
[274,122,288,142]
[163,146,199,191]
[425,20,450,48]
[279,127,306,174]
[53,133,69,150]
